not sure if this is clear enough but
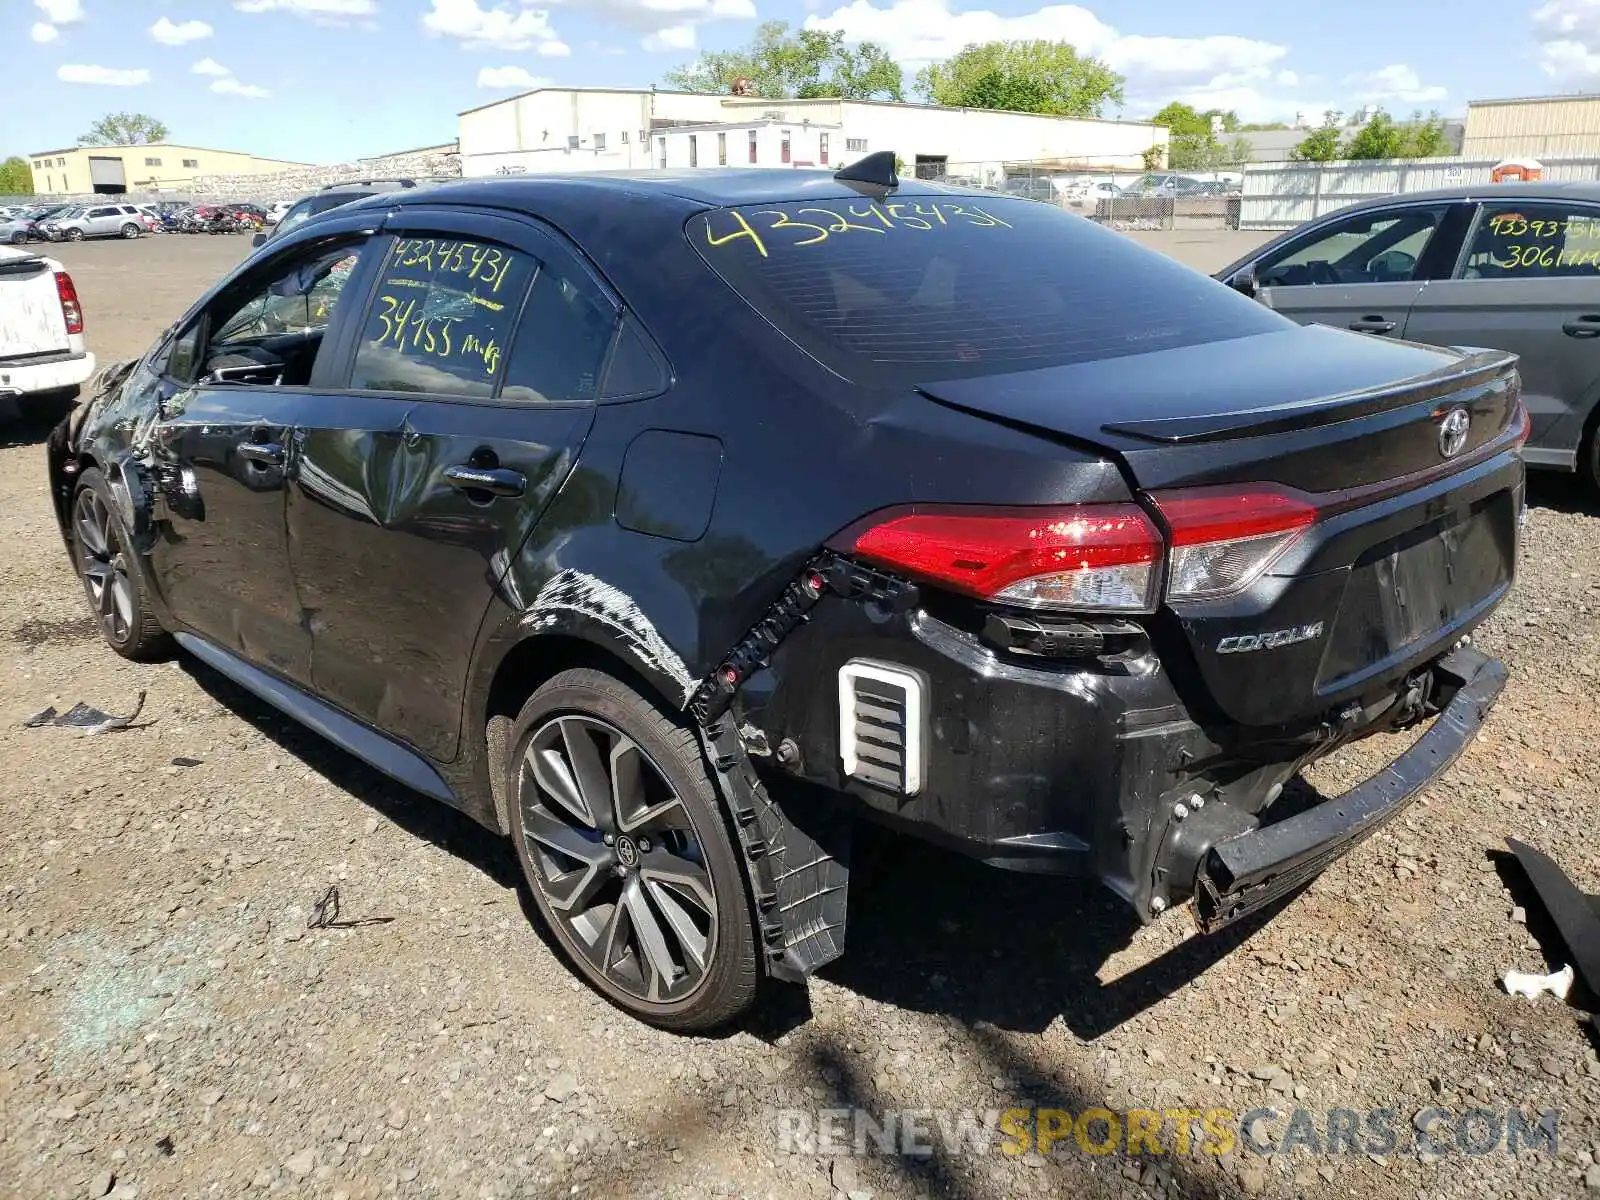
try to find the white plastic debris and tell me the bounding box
[1501,964,1575,1001]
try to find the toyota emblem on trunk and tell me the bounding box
[1439,407,1471,458]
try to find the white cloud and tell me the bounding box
[234,0,377,22]
[30,22,59,42]
[423,0,569,53]
[36,0,85,24]
[151,16,214,44]
[644,22,697,50]
[477,65,550,87]
[1535,0,1600,78]
[1344,63,1446,106]
[192,56,231,76]
[57,63,153,86]
[211,77,271,98]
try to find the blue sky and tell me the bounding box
[7,0,1600,164]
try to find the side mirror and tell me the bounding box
[251,231,267,249]
[1229,267,1260,299]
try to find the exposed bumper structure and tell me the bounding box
[1195,645,1505,930]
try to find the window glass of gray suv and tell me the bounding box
[1257,208,1442,287]
[1459,202,1600,278]
[692,195,1284,384]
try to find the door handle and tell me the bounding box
[1349,316,1397,333]
[443,465,526,498]
[1562,315,1600,338]
[236,441,283,466]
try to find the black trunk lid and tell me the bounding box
[917,324,1524,728]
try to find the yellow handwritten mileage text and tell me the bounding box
[702,201,1014,256]
[369,295,502,376]
[1502,243,1600,270]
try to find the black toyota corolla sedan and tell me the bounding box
[47,156,1526,1029]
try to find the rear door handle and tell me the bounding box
[236,441,283,466]
[1562,315,1600,338]
[443,465,526,498]
[1349,316,1397,333]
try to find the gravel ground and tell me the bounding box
[2,232,1599,1200]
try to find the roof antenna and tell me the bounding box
[834,149,898,191]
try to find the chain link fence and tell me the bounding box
[932,160,1244,230]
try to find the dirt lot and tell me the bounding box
[3,230,1600,1200]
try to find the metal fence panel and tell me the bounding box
[1239,155,1600,229]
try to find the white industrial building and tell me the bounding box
[457,87,1167,181]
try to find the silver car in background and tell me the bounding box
[1218,180,1600,491]
[42,203,148,242]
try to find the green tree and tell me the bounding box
[915,40,1124,117]
[663,21,903,99]
[0,156,33,195]
[1400,110,1450,157]
[1344,109,1407,159]
[1152,101,1243,170]
[78,112,169,146]
[1141,144,1166,171]
[1289,111,1344,162]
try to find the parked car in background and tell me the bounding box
[1121,172,1207,197]
[1067,181,1124,208]
[1001,174,1059,203]
[265,200,294,225]
[49,161,1525,1030]
[254,178,430,248]
[42,204,149,241]
[0,243,91,405]
[1217,181,1600,490]
[1,216,35,245]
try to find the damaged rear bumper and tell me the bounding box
[1193,644,1505,932]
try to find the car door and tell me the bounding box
[1401,198,1600,468]
[285,207,619,762]
[143,222,387,680]
[86,206,118,237]
[1233,202,1464,336]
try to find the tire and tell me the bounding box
[9,232,23,245]
[507,668,758,1031]
[120,222,141,239]
[1581,415,1600,496]
[65,227,84,242]
[70,468,172,661]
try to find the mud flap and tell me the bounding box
[699,715,851,981]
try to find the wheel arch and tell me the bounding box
[477,621,699,837]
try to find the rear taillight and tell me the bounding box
[1512,400,1532,446]
[850,506,1164,613]
[54,270,83,335]
[1153,486,1317,601]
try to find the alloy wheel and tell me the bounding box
[518,715,718,1005]
[73,488,135,646]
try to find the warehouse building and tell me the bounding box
[458,86,1167,179]
[1463,94,1600,159]
[27,143,310,196]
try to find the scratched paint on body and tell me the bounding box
[524,569,695,703]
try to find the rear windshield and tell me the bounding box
[690,194,1284,384]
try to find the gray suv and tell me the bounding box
[43,204,148,241]
[1219,180,1600,491]
[252,178,430,249]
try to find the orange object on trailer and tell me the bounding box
[1492,157,1543,182]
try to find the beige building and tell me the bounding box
[458,86,1166,179]
[1463,94,1600,159]
[27,143,310,196]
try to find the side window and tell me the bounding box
[199,238,373,387]
[1459,203,1600,279]
[273,198,318,240]
[349,236,535,398]
[90,207,115,219]
[162,323,203,383]
[1258,208,1442,287]
[499,266,617,405]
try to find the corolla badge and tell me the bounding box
[1439,407,1471,459]
[1217,622,1324,654]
